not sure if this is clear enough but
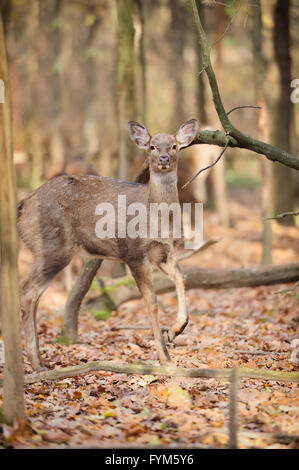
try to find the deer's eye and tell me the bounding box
[150,145,155,151]
[172,144,177,150]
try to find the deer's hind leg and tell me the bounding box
[129,260,172,365]
[159,256,188,343]
[21,250,74,370]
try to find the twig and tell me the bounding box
[1,362,298,386]
[182,105,261,191]
[273,280,299,295]
[197,64,207,77]
[264,210,299,221]
[228,367,239,449]
[211,2,240,48]
[227,105,262,116]
[177,239,218,261]
[232,350,288,356]
[181,137,229,189]
[111,324,162,331]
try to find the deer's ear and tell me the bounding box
[128,121,151,149]
[176,119,199,149]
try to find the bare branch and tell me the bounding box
[182,137,229,189]
[188,0,299,171]
[211,2,241,48]
[227,104,262,116]
[177,239,218,260]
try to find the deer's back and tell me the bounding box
[18,174,150,262]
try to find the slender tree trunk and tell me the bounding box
[170,0,186,126]
[26,0,43,189]
[135,0,147,126]
[60,1,87,164]
[116,0,135,180]
[46,0,64,173]
[211,4,229,226]
[272,0,294,226]
[0,12,25,424]
[195,0,208,126]
[250,0,273,264]
[84,14,101,164]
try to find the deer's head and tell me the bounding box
[128,119,198,174]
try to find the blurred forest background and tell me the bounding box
[2,0,299,264]
[1,1,299,448]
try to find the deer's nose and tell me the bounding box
[159,155,170,164]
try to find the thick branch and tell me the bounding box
[188,0,299,171]
[1,362,297,386]
[85,263,299,310]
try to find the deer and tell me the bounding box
[18,118,199,371]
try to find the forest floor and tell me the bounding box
[1,193,299,449]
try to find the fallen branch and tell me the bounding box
[111,324,166,331]
[85,263,299,311]
[0,362,297,386]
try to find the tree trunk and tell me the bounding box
[211,4,229,226]
[62,259,103,344]
[170,0,186,126]
[26,0,44,189]
[0,12,25,424]
[83,12,101,165]
[116,0,135,180]
[195,0,208,126]
[135,0,147,126]
[272,0,294,226]
[250,0,273,264]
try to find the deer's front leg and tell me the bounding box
[130,262,172,365]
[160,260,188,342]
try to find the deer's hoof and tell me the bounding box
[32,361,47,372]
[165,360,177,371]
[167,321,188,343]
[167,328,176,343]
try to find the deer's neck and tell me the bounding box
[149,170,179,204]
